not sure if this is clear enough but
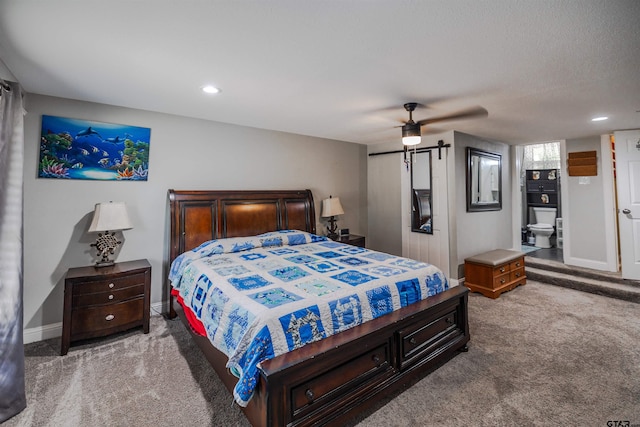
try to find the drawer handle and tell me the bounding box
[446,317,454,325]
[105,314,115,321]
[515,262,521,267]
[108,283,115,289]
[108,294,114,300]
[499,267,505,273]
[409,337,417,345]
[305,389,314,402]
[372,354,381,364]
[500,278,506,284]
[515,272,521,277]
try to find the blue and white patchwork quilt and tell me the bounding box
[169,230,448,407]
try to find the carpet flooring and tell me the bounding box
[5,281,640,427]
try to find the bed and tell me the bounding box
[164,189,469,427]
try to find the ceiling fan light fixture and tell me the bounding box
[402,122,421,146]
[402,136,421,146]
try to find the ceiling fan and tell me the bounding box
[399,102,488,146]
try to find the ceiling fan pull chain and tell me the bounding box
[404,146,410,171]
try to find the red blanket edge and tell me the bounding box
[171,288,207,337]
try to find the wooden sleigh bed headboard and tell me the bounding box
[167,189,316,263]
[164,189,316,317]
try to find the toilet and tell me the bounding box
[528,207,557,248]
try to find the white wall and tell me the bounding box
[23,94,367,342]
[561,135,616,271]
[453,132,512,279]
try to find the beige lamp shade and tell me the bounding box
[88,201,133,232]
[321,197,344,217]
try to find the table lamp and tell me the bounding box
[88,201,133,267]
[321,195,344,240]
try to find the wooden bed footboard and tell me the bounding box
[172,285,469,427]
[165,189,470,426]
[263,284,469,426]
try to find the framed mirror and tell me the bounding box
[466,147,502,212]
[410,150,433,234]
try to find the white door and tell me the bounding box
[614,130,640,280]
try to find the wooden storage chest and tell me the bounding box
[464,249,525,299]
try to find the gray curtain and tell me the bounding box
[0,80,26,422]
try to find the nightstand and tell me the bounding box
[337,234,365,248]
[61,259,151,355]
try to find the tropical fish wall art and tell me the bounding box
[38,115,151,181]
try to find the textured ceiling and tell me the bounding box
[1,0,639,145]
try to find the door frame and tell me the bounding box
[512,137,619,273]
[613,130,640,279]
[559,137,618,272]
[599,134,620,272]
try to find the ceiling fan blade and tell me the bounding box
[422,126,447,135]
[374,102,427,114]
[416,106,488,126]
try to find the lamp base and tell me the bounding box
[91,231,121,268]
[94,260,115,268]
[326,216,339,240]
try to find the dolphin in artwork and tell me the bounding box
[75,126,102,139]
[104,136,124,144]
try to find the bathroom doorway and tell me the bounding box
[519,141,563,263]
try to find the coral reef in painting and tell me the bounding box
[38,116,151,181]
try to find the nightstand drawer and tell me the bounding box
[72,284,145,307]
[72,272,147,295]
[71,298,144,336]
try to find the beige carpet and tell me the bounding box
[5,281,640,426]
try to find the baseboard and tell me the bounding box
[23,301,166,344]
[23,322,62,344]
[149,301,167,317]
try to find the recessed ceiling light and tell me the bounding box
[591,116,608,121]
[201,85,220,94]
